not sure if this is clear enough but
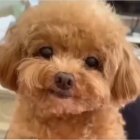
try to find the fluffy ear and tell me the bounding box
[111,44,140,105]
[0,29,22,91]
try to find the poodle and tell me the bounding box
[0,1,140,139]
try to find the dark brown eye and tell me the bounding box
[39,47,53,59]
[85,56,99,69]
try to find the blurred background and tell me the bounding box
[0,0,140,138]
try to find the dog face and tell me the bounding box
[0,1,140,116]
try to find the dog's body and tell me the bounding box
[0,1,140,139]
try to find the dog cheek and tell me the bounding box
[75,71,110,104]
[17,59,55,93]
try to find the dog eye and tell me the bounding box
[85,56,99,69]
[39,47,53,59]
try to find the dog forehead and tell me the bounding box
[24,23,109,59]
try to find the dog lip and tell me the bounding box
[48,88,72,99]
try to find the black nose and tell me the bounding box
[55,72,75,90]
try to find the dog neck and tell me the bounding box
[11,95,96,138]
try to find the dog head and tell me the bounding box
[0,1,140,117]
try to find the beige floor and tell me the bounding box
[0,86,15,138]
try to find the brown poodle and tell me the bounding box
[0,1,140,139]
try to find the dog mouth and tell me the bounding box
[48,88,73,99]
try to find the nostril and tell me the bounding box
[67,79,73,87]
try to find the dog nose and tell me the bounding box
[55,72,75,90]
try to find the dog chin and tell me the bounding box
[29,90,105,118]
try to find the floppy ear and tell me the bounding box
[0,30,22,91]
[111,44,140,105]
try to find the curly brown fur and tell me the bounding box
[0,1,140,139]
